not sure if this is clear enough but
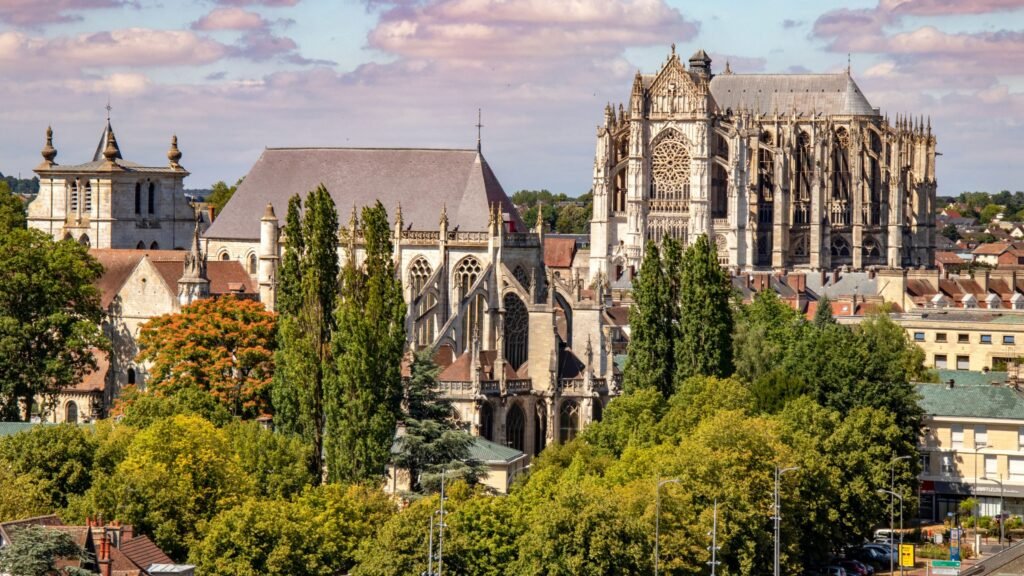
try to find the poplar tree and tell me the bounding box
[674,234,734,383]
[271,187,339,479]
[622,242,675,397]
[327,201,407,483]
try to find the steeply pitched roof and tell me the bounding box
[119,534,173,570]
[149,260,256,296]
[709,73,877,116]
[544,237,576,268]
[205,148,523,240]
[973,242,1013,255]
[90,249,185,308]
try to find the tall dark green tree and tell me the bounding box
[328,201,407,483]
[0,229,106,420]
[0,180,27,232]
[674,234,733,383]
[622,242,675,397]
[813,295,836,327]
[271,188,339,479]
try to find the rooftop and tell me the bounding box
[709,73,877,117]
[468,436,526,464]
[916,371,1024,420]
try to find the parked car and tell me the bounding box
[846,545,891,569]
[838,559,873,576]
[822,565,848,576]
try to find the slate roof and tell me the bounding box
[468,436,526,464]
[916,373,1024,420]
[205,148,523,240]
[709,73,877,116]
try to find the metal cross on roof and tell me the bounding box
[475,108,483,153]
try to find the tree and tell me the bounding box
[0,229,106,420]
[0,180,26,232]
[328,200,407,483]
[0,525,91,576]
[111,384,233,429]
[206,178,242,214]
[271,188,339,478]
[0,423,96,509]
[224,421,313,500]
[940,224,961,242]
[82,415,253,560]
[298,484,396,574]
[979,204,1004,224]
[0,463,52,522]
[622,242,674,397]
[674,234,734,383]
[814,295,836,327]
[136,295,276,418]
[733,289,803,384]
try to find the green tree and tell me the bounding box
[0,463,52,522]
[0,424,96,509]
[206,178,242,214]
[0,525,91,576]
[582,387,667,455]
[623,242,674,397]
[0,229,106,420]
[298,483,396,574]
[675,234,734,383]
[271,188,339,479]
[814,295,836,327]
[554,203,591,234]
[352,495,438,576]
[328,200,407,483]
[940,224,961,242]
[733,289,803,384]
[979,204,1004,224]
[0,180,27,232]
[136,295,277,418]
[224,421,313,500]
[111,384,233,429]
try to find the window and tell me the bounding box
[914,332,926,342]
[84,181,92,212]
[127,368,136,385]
[981,334,993,345]
[1010,457,1024,481]
[69,180,79,212]
[985,455,998,478]
[1004,335,1016,345]
[934,354,948,369]
[503,294,529,371]
[559,400,580,443]
[976,425,988,448]
[248,254,257,275]
[134,183,141,214]
[952,425,964,449]
[921,452,931,474]
[479,402,493,441]
[65,402,78,424]
[650,130,691,202]
[956,355,970,370]
[147,183,155,214]
[958,334,970,344]
[941,454,954,475]
[936,332,948,342]
[506,404,525,452]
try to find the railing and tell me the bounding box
[448,231,489,243]
[712,218,729,227]
[504,233,540,248]
[403,231,439,242]
[506,379,533,393]
[437,381,476,396]
[649,199,689,213]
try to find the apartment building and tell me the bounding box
[895,310,1024,372]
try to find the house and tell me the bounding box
[972,242,1024,268]
[384,433,528,495]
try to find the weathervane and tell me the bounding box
[475,108,484,153]
[106,98,112,121]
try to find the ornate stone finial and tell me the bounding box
[846,53,851,75]
[349,204,358,230]
[439,202,448,229]
[475,108,484,154]
[395,202,403,226]
[671,43,676,56]
[167,134,182,169]
[535,202,545,235]
[102,120,121,164]
[40,126,57,165]
[262,202,277,221]
[724,60,733,75]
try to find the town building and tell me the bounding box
[27,121,198,250]
[589,47,937,281]
[894,309,1024,372]
[917,371,1024,522]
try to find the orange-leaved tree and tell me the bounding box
[137,295,276,418]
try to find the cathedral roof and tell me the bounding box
[708,73,877,116]
[204,148,524,241]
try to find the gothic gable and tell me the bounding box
[647,57,700,116]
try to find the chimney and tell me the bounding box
[947,378,955,389]
[208,205,216,222]
[98,533,111,576]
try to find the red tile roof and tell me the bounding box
[934,251,964,265]
[543,237,576,268]
[438,350,522,382]
[149,260,256,296]
[63,348,109,394]
[973,242,1012,256]
[119,534,172,570]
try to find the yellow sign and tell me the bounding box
[899,543,915,568]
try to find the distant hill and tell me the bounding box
[0,172,39,195]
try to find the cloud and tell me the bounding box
[212,0,301,6]
[0,0,130,27]
[192,7,268,31]
[781,19,803,29]
[709,53,766,73]
[878,0,1024,16]
[0,29,228,71]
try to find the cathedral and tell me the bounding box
[589,47,937,281]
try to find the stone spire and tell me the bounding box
[101,120,123,170]
[178,213,209,307]
[38,126,57,169]
[167,135,183,170]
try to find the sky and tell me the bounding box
[1,0,1022,197]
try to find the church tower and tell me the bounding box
[258,203,279,311]
[178,215,209,308]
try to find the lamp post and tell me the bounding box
[982,476,1005,550]
[708,498,720,576]
[890,455,911,549]
[655,478,680,576]
[774,466,799,576]
[878,489,904,576]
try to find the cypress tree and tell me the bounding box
[327,201,407,483]
[674,234,734,383]
[622,242,674,397]
[271,188,339,479]
[814,294,836,327]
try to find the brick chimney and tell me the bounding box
[208,205,216,222]
[97,533,111,576]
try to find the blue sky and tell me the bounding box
[1,0,1023,197]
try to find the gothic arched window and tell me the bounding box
[409,258,435,347]
[79,234,90,247]
[148,182,156,214]
[127,367,136,385]
[455,257,484,349]
[592,400,603,423]
[479,402,494,441]
[559,400,580,443]
[506,404,525,452]
[535,403,547,454]
[864,237,882,261]
[70,180,79,213]
[248,253,257,274]
[221,252,230,261]
[503,293,529,370]
[651,130,690,203]
[84,181,92,212]
[512,265,530,292]
[65,402,78,424]
[831,236,851,258]
[831,128,852,226]
[150,241,159,250]
[794,131,812,225]
[134,183,141,214]
[711,163,728,219]
[136,241,145,249]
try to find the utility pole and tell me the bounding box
[438,470,447,576]
[708,498,720,576]
[774,466,799,576]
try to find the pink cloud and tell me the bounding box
[879,0,1024,16]
[0,29,228,71]
[0,0,129,27]
[212,0,301,6]
[192,7,268,31]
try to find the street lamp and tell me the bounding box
[890,455,911,549]
[878,489,904,576]
[981,476,1006,550]
[774,466,799,576]
[654,477,680,576]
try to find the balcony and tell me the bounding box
[649,199,689,213]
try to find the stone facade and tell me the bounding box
[28,122,197,250]
[589,47,938,281]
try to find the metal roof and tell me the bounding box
[709,73,877,116]
[468,436,526,463]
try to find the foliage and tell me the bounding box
[272,189,338,478]
[512,189,592,234]
[327,200,407,483]
[733,289,803,384]
[0,171,40,195]
[404,348,453,423]
[224,421,313,500]
[979,204,1004,224]
[0,228,106,420]
[940,224,961,242]
[352,494,438,576]
[136,295,276,418]
[582,387,667,455]
[0,424,96,510]
[622,242,675,397]
[111,384,233,429]
[0,462,52,522]
[298,483,396,574]
[0,180,27,232]
[675,233,734,383]
[82,415,253,560]
[206,178,242,214]
[0,525,90,576]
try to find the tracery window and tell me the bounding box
[794,131,812,225]
[830,128,852,226]
[650,130,690,203]
[758,133,775,228]
[711,163,728,219]
[613,169,627,213]
[715,234,729,266]
[831,236,851,259]
[791,234,809,264]
[409,258,436,347]
[864,237,882,261]
[559,400,580,443]
[506,404,525,452]
[513,265,531,292]
[455,257,485,350]
[503,293,529,370]
[480,402,494,441]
